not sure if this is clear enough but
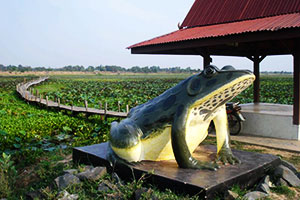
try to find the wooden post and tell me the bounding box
[126,105,129,114]
[293,43,300,125]
[253,56,260,103]
[105,102,107,114]
[40,94,42,103]
[84,100,88,111]
[203,54,212,68]
[25,92,28,100]
[247,55,266,104]
[103,102,108,121]
[35,90,38,101]
[104,102,108,120]
[99,102,103,120]
[58,98,60,107]
[118,101,121,112]
[46,96,49,106]
[253,55,260,103]
[31,89,34,100]
[71,103,73,111]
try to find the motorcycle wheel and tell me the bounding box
[227,113,242,135]
[208,121,215,134]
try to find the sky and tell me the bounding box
[0,0,293,71]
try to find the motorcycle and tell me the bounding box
[208,102,245,135]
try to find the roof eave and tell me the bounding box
[130,28,300,56]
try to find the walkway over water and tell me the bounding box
[16,77,128,118]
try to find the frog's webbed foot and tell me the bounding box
[217,148,241,165]
[106,144,135,168]
[188,157,220,171]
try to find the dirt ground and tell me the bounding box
[241,144,300,170]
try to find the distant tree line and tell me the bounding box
[0,64,201,73]
[1,64,292,74]
[261,71,292,74]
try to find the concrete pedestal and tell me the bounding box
[73,142,280,199]
[241,103,300,140]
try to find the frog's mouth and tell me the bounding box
[190,74,255,121]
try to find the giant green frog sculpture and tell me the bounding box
[107,65,255,170]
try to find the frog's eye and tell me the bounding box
[203,65,218,78]
[221,65,235,71]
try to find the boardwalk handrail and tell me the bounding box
[16,77,128,118]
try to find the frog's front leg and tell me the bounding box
[171,105,218,170]
[213,105,240,164]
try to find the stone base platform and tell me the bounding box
[73,143,280,199]
[241,103,300,140]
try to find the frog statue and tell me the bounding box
[107,65,255,170]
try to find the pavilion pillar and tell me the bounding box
[203,54,212,68]
[253,56,260,103]
[293,44,300,125]
[247,55,266,103]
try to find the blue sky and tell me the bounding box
[0,0,293,71]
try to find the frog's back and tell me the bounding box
[127,77,191,137]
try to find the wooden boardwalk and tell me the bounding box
[16,77,128,118]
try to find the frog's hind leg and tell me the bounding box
[106,144,134,168]
[107,119,143,164]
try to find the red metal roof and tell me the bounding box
[181,0,300,28]
[128,13,300,49]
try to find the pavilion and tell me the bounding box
[128,0,300,140]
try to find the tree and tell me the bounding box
[87,66,95,72]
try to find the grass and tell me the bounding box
[230,184,248,197]
[285,155,300,167]
[271,185,296,198]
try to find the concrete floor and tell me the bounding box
[230,134,300,153]
[212,103,300,152]
[209,133,300,153]
[240,103,299,140]
[241,103,293,116]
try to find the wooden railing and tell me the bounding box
[16,77,128,118]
